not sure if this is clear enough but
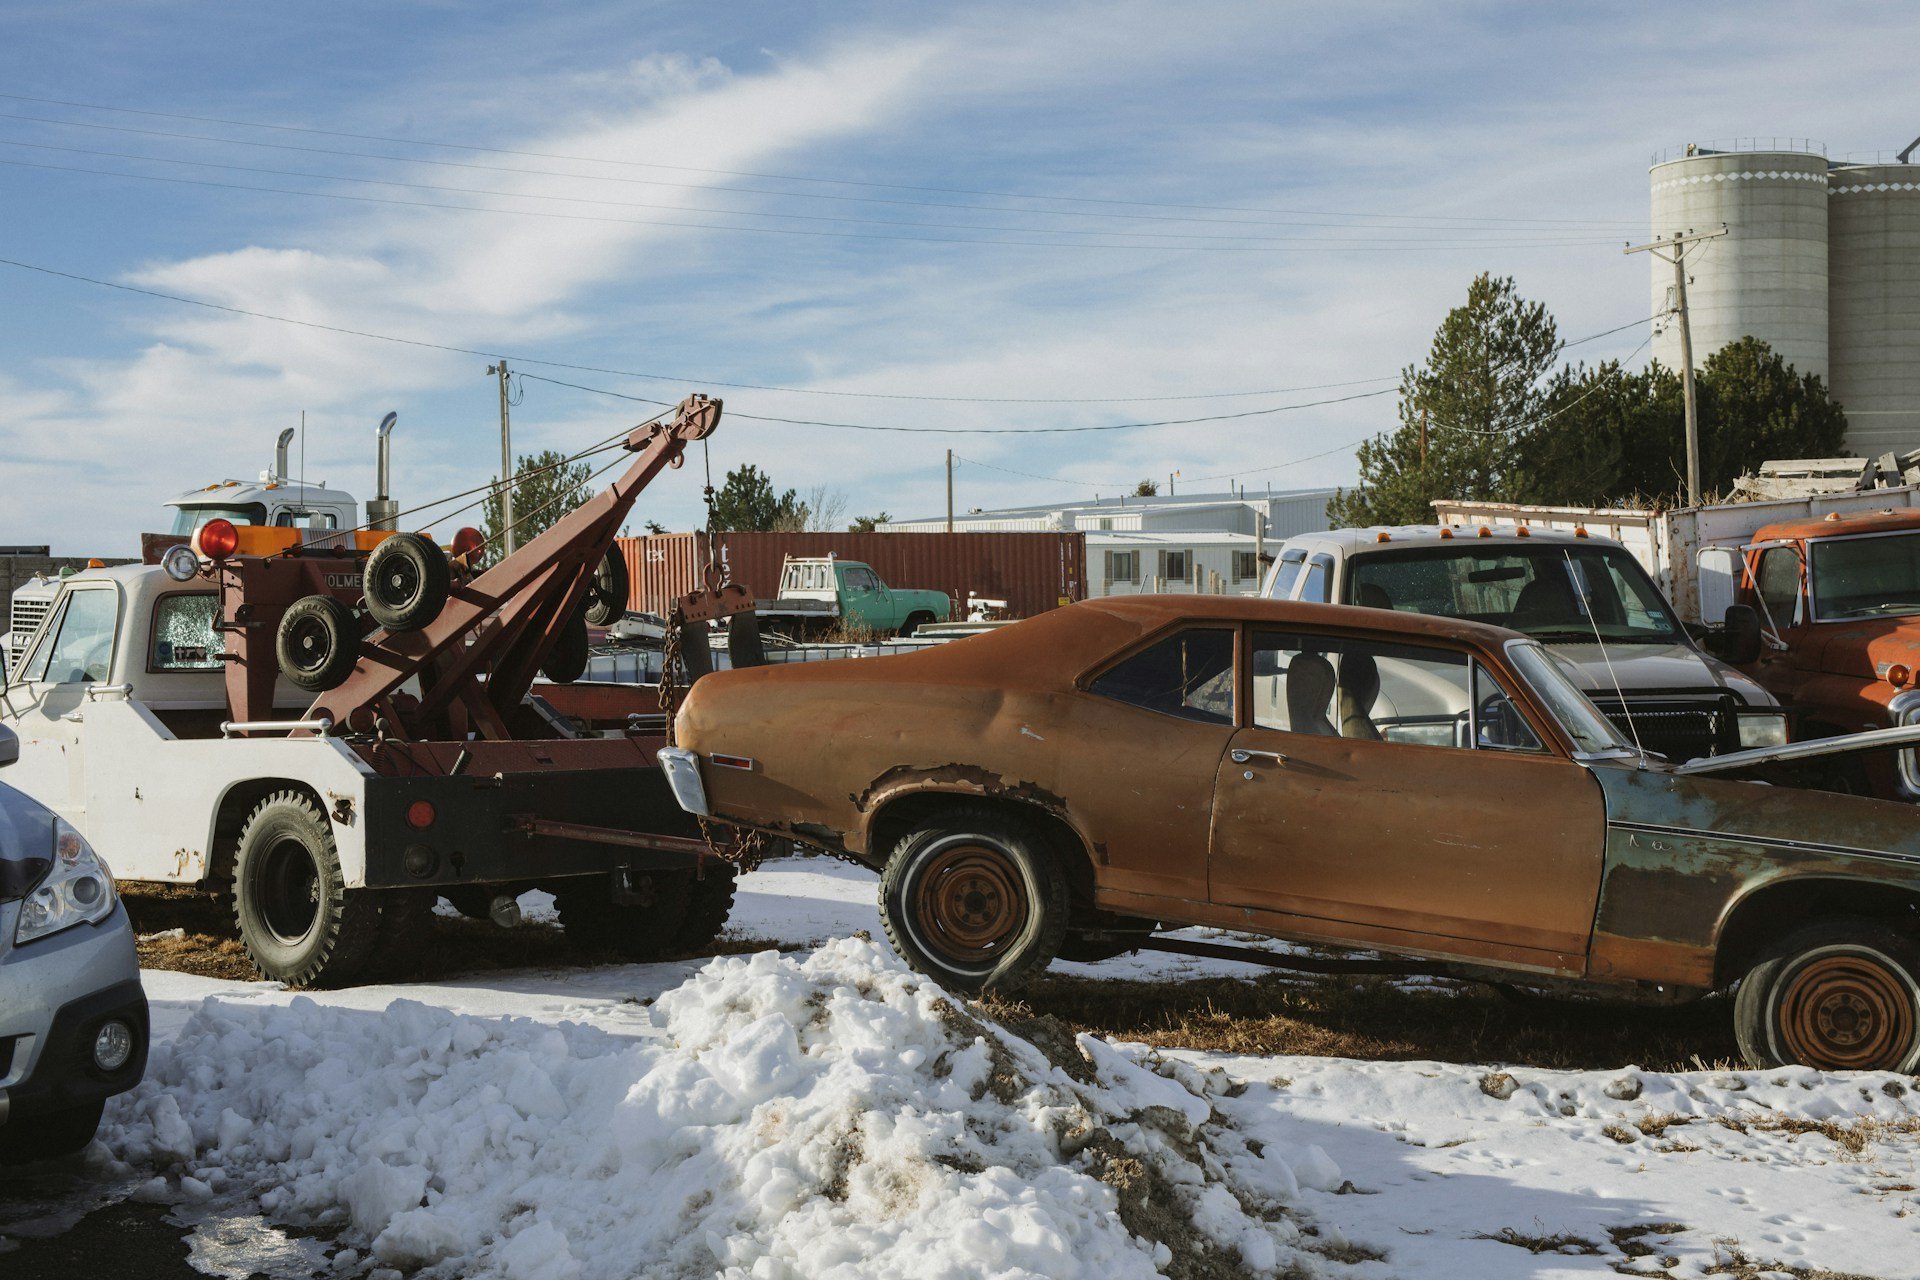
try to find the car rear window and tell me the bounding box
[1090,628,1235,725]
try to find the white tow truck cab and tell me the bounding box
[161,424,388,540]
[1263,524,1785,762]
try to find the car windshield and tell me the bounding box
[1505,640,1639,757]
[167,504,265,536]
[1810,533,1920,621]
[1348,543,1682,643]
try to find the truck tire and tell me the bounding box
[583,547,630,627]
[726,611,767,669]
[363,888,437,976]
[880,805,1069,994]
[552,873,692,960]
[540,610,590,684]
[900,611,936,637]
[0,1099,105,1165]
[672,863,738,953]
[364,533,450,633]
[1733,917,1920,1071]
[232,790,382,987]
[276,595,361,692]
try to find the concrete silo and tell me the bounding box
[1827,163,1920,456]
[1648,145,1831,382]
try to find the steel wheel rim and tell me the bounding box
[381,555,421,608]
[1777,949,1917,1071]
[910,838,1029,969]
[287,614,335,671]
[256,835,321,945]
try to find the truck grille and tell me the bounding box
[8,594,50,666]
[1589,696,1734,762]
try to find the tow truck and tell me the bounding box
[0,397,741,987]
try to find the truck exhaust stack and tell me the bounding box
[273,427,295,483]
[368,411,399,532]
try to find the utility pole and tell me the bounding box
[1625,224,1727,506]
[487,361,515,554]
[945,449,953,533]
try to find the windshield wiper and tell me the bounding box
[1525,628,1674,644]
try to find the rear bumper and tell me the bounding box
[657,748,710,817]
[359,764,708,889]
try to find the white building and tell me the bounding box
[882,487,1336,597]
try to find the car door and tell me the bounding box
[1051,625,1237,904]
[1747,542,1808,704]
[0,583,121,826]
[1209,628,1607,972]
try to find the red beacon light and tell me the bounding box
[195,518,240,560]
[1514,526,1531,538]
[450,527,487,563]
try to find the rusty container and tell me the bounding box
[618,531,1086,620]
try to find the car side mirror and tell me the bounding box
[1716,604,1763,665]
[0,724,18,768]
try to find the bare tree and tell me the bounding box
[801,485,849,532]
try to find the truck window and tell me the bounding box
[1809,534,1920,621]
[1299,555,1332,603]
[843,567,879,593]
[1755,547,1802,627]
[21,589,118,685]
[1091,629,1235,725]
[1348,545,1680,642]
[273,509,340,530]
[1267,549,1307,599]
[151,594,225,671]
[167,504,267,536]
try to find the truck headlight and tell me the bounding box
[1735,710,1791,749]
[15,818,118,944]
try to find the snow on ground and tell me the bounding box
[10,854,1920,1278]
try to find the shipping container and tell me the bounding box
[617,531,1086,621]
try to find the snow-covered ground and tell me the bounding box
[5,856,1918,1279]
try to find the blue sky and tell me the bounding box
[1,1,1913,551]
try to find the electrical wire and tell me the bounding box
[948,436,1373,491]
[0,94,1647,229]
[0,157,1626,252]
[514,371,1399,433]
[1424,332,1656,437]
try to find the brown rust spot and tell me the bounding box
[852,762,1071,816]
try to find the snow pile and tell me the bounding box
[104,938,1346,1279]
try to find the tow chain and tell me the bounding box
[657,568,768,874]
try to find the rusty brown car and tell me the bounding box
[659,596,1920,1072]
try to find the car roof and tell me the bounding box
[1075,593,1526,649]
[1753,508,1920,542]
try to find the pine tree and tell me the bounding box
[481,449,592,561]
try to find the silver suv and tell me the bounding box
[0,723,147,1163]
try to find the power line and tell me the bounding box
[0,94,1646,229]
[949,437,1371,491]
[0,254,1399,403]
[0,156,1625,253]
[0,139,1624,247]
[515,372,1399,433]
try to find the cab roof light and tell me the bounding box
[1439,527,1454,539]
[1826,512,1842,521]
[1477,525,1493,538]
[1375,531,1392,542]
[1515,526,1531,537]
[1573,527,1589,538]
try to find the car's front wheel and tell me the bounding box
[1733,918,1920,1071]
[879,806,1069,994]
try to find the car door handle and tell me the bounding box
[1230,748,1287,765]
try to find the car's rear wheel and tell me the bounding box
[1733,918,1920,1071]
[880,805,1069,993]
[899,611,936,637]
[0,1099,105,1165]
[232,791,382,988]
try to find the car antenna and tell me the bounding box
[1564,549,1647,767]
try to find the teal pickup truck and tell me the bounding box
[756,556,951,637]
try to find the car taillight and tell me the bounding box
[196,518,239,560]
[406,800,436,829]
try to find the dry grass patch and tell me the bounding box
[979,972,1739,1072]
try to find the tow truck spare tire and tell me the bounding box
[552,872,692,959]
[276,595,361,692]
[364,532,450,632]
[582,546,630,627]
[232,790,383,987]
[541,609,590,683]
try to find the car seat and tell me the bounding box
[1285,652,1338,735]
[1336,651,1383,740]
[1357,583,1394,610]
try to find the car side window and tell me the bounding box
[844,568,878,593]
[1299,555,1333,603]
[24,589,118,685]
[1251,631,1479,748]
[151,594,225,671]
[1471,661,1546,752]
[1090,629,1235,725]
[1267,550,1307,599]
[1756,547,1801,628]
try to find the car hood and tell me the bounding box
[1541,640,1775,706]
[1797,618,1920,682]
[0,784,56,904]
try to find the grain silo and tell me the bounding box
[1647,143,1832,382]
[1826,161,1920,456]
